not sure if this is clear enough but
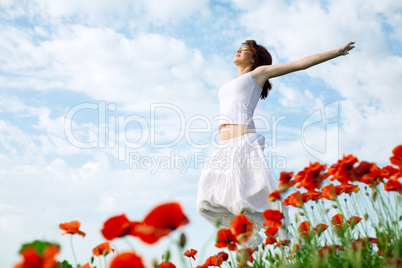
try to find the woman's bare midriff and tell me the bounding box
[219,124,256,141]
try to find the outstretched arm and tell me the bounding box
[252,42,355,83]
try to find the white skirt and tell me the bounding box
[197,132,288,244]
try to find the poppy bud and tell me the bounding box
[179,233,186,248]
[91,256,94,264]
[164,250,170,262]
[298,212,304,216]
[331,204,338,209]
[371,189,377,201]
[364,213,368,221]
[152,258,158,268]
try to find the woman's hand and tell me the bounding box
[339,41,355,56]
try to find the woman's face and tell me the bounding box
[233,45,254,66]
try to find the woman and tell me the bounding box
[197,40,355,246]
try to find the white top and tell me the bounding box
[218,72,262,128]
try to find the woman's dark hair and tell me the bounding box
[242,40,272,99]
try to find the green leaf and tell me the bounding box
[58,260,73,268]
[19,240,60,255]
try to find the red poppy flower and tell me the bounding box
[328,154,358,184]
[264,227,278,245]
[101,214,132,240]
[331,214,344,225]
[265,235,277,245]
[215,228,238,251]
[265,227,278,236]
[143,202,189,231]
[217,251,229,261]
[321,184,338,201]
[380,165,400,179]
[318,245,344,257]
[110,251,145,268]
[230,214,253,243]
[267,190,281,202]
[390,145,402,169]
[315,223,328,235]
[262,210,283,228]
[184,249,198,261]
[203,252,228,268]
[294,162,328,192]
[14,245,59,268]
[158,261,176,268]
[59,221,86,237]
[203,256,217,267]
[298,221,311,238]
[283,191,304,208]
[363,164,392,185]
[384,178,402,194]
[298,221,311,232]
[331,214,346,234]
[92,242,114,257]
[130,221,170,244]
[130,202,189,244]
[354,161,381,186]
[348,216,362,228]
[341,183,359,194]
[303,191,322,201]
[278,171,294,192]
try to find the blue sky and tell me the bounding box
[1,0,402,267]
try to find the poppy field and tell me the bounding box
[14,145,402,268]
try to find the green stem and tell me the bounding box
[70,235,78,267]
[124,237,135,252]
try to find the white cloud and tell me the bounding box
[0,0,210,28]
[275,81,317,109]
[0,25,227,118]
[1,0,401,267]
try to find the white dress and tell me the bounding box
[196,133,288,246]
